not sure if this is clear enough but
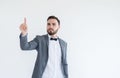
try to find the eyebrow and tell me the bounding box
[47,23,56,24]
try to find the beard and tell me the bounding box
[47,28,58,35]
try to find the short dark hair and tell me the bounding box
[47,16,60,25]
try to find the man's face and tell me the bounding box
[47,19,60,35]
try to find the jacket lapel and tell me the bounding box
[44,34,49,47]
[43,34,49,61]
[58,38,65,62]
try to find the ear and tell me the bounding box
[58,25,60,29]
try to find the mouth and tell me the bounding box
[48,29,54,32]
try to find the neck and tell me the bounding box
[50,34,57,38]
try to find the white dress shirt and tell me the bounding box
[42,35,64,78]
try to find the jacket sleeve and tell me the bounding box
[65,42,69,77]
[19,34,38,50]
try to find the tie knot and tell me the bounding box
[50,38,57,41]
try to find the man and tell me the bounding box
[19,16,68,78]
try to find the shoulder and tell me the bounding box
[58,38,67,46]
[35,34,47,38]
[34,34,48,41]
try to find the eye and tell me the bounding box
[52,23,56,26]
[47,23,50,26]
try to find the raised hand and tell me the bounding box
[20,18,28,36]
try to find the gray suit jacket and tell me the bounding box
[19,34,68,78]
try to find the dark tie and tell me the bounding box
[50,38,57,41]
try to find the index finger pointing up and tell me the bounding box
[24,17,26,24]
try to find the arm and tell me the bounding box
[19,34,38,50]
[19,18,38,50]
[65,42,69,77]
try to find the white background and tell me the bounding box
[0,0,120,78]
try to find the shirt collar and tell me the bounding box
[48,34,58,39]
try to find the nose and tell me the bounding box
[48,24,54,28]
